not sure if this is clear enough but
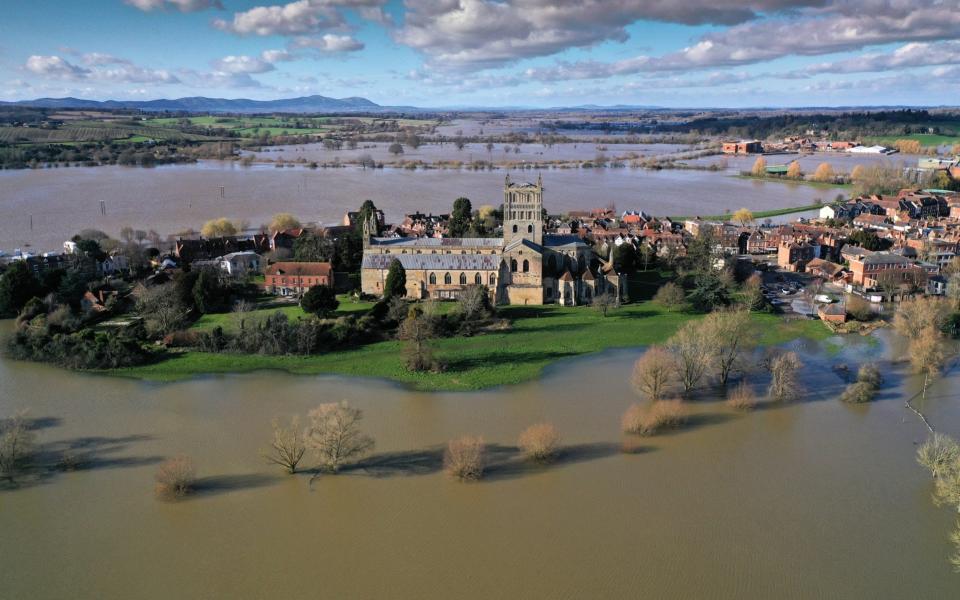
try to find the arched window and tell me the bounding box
[474,273,482,284]
[459,273,467,285]
[429,273,436,285]
[512,224,518,233]
[522,259,530,273]
[510,259,518,272]
[527,224,533,233]
[489,274,496,285]
[444,272,452,285]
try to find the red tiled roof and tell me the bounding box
[265,262,332,277]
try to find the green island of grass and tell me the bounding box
[112,301,831,392]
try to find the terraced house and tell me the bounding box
[360,176,625,305]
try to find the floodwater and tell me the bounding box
[1,325,959,599]
[0,163,844,253]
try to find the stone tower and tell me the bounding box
[362,214,376,249]
[503,173,543,245]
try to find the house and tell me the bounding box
[777,240,817,271]
[722,140,763,154]
[848,251,923,287]
[806,258,847,282]
[818,303,847,324]
[219,251,260,278]
[265,262,333,296]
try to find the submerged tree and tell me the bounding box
[631,346,674,401]
[666,321,711,394]
[768,351,803,402]
[306,401,374,474]
[0,410,36,480]
[702,308,755,386]
[262,416,307,474]
[154,456,196,499]
[444,435,485,481]
[518,423,561,463]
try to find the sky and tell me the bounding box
[2,0,960,108]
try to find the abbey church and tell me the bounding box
[360,175,625,305]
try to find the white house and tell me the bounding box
[218,251,260,277]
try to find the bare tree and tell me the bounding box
[621,400,688,436]
[262,416,306,474]
[0,410,36,480]
[518,423,560,463]
[702,308,755,386]
[666,321,711,394]
[593,291,619,317]
[910,327,947,402]
[306,402,374,474]
[154,456,196,499]
[768,351,803,402]
[443,435,485,480]
[398,307,438,371]
[231,299,253,332]
[893,296,952,340]
[631,346,674,401]
[917,433,960,479]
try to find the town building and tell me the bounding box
[721,140,763,154]
[360,176,624,305]
[265,261,333,296]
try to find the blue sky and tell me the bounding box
[2,0,960,107]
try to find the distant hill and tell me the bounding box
[0,95,386,113]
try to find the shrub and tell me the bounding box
[154,456,196,499]
[622,399,689,436]
[653,281,686,309]
[845,295,875,322]
[838,381,876,404]
[301,285,339,317]
[856,363,882,388]
[631,346,674,401]
[726,381,757,410]
[444,436,485,481]
[517,423,560,463]
[917,433,960,479]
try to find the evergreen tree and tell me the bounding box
[448,197,472,238]
[301,285,339,317]
[0,262,42,317]
[384,259,407,299]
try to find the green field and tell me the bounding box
[864,134,960,147]
[0,120,223,144]
[671,202,827,222]
[114,302,830,391]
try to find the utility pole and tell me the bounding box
[219,185,225,199]
[99,200,106,216]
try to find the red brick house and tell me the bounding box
[265,262,333,296]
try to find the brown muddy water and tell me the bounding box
[0,163,844,253]
[1,326,958,599]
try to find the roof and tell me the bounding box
[265,262,332,277]
[543,234,589,248]
[370,237,504,248]
[361,253,503,271]
[505,238,544,253]
[860,252,912,266]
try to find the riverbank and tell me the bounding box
[112,303,831,391]
[669,202,825,222]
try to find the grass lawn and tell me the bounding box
[114,302,831,391]
[189,295,374,333]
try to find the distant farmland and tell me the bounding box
[0,121,224,144]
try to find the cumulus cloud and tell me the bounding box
[125,0,223,12]
[213,0,386,36]
[294,34,364,53]
[25,54,179,84]
[26,55,90,79]
[394,0,826,70]
[261,49,297,63]
[213,55,276,74]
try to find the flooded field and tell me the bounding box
[0,163,844,253]
[249,140,692,164]
[1,326,959,599]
